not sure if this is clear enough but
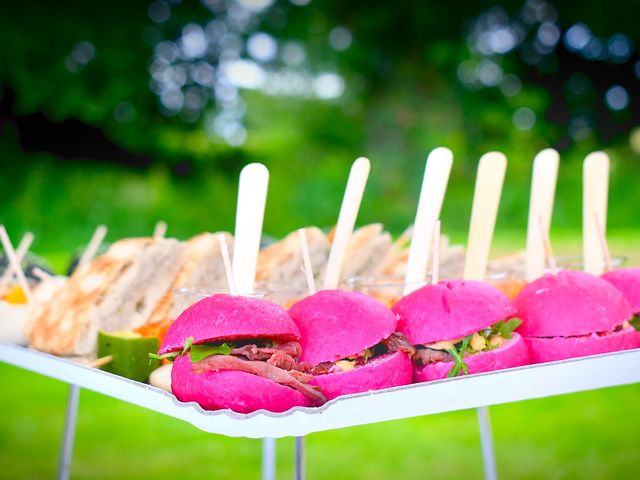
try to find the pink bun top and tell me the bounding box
[602,267,640,314]
[392,280,515,345]
[513,270,633,337]
[288,289,397,366]
[159,294,300,354]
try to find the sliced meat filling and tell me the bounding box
[192,354,326,405]
[301,332,415,375]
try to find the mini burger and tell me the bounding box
[154,294,326,413]
[287,290,413,401]
[392,280,530,382]
[513,270,639,364]
[602,267,640,324]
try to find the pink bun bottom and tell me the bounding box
[413,333,530,383]
[171,355,313,413]
[310,351,412,401]
[524,326,640,364]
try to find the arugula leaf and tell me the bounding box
[362,348,373,362]
[630,315,640,331]
[189,343,233,363]
[149,351,178,361]
[181,336,194,355]
[446,335,472,378]
[148,336,196,363]
[492,318,522,339]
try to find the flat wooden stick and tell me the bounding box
[218,233,237,295]
[403,147,453,295]
[32,267,53,282]
[593,212,613,272]
[323,157,371,289]
[525,149,559,282]
[0,231,34,294]
[232,163,269,295]
[298,228,317,295]
[463,152,507,281]
[431,220,441,285]
[90,355,113,368]
[78,225,108,267]
[153,221,167,239]
[583,152,609,275]
[538,216,558,276]
[0,226,33,303]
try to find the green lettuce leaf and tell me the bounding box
[189,343,233,363]
[446,335,472,377]
[630,315,640,331]
[491,318,522,339]
[148,336,195,362]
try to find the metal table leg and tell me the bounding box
[294,437,305,480]
[57,384,80,480]
[477,406,498,480]
[262,438,276,480]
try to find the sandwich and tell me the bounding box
[602,267,640,320]
[513,270,639,363]
[392,280,530,382]
[288,289,413,401]
[139,232,233,340]
[338,224,393,281]
[157,294,326,413]
[256,227,329,288]
[28,237,184,356]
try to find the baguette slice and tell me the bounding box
[145,232,233,329]
[28,237,184,356]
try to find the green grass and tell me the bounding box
[1,231,639,478]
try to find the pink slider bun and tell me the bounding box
[171,355,313,413]
[310,351,412,401]
[160,294,300,354]
[413,333,530,382]
[162,294,313,413]
[513,270,632,337]
[392,280,529,381]
[392,280,516,345]
[513,270,637,364]
[288,289,412,398]
[602,267,640,314]
[523,326,640,363]
[289,289,397,365]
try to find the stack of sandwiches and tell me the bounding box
[26,225,465,357]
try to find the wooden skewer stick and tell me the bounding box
[463,152,507,281]
[537,216,558,276]
[232,163,269,296]
[0,226,33,303]
[153,221,167,239]
[32,267,53,282]
[218,233,237,295]
[323,157,371,289]
[431,220,441,285]
[525,149,559,282]
[583,151,609,275]
[78,225,108,268]
[90,355,113,368]
[403,147,453,295]
[298,228,317,295]
[0,231,34,295]
[593,212,613,272]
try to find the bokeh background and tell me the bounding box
[1,0,639,478]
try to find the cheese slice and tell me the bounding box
[335,360,356,372]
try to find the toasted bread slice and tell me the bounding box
[256,227,329,288]
[339,224,392,282]
[28,237,184,355]
[146,232,233,328]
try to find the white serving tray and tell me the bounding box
[1,342,638,439]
